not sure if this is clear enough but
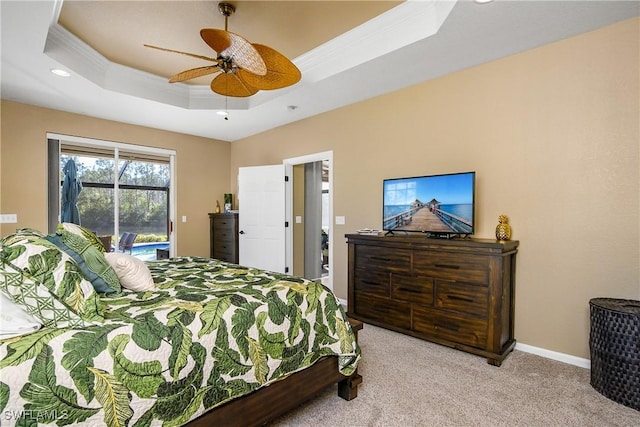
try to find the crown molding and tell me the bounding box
[42,0,456,112]
[296,0,457,83]
[44,24,194,108]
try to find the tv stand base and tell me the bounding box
[425,232,470,239]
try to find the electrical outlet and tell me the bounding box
[181,215,187,223]
[335,216,345,225]
[0,214,17,223]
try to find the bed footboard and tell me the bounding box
[186,319,363,427]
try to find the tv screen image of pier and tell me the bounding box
[383,172,474,234]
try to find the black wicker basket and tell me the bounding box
[589,298,640,411]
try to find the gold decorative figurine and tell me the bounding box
[215,200,221,214]
[495,214,512,241]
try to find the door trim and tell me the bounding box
[283,151,333,291]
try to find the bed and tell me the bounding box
[0,225,361,427]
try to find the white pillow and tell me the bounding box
[0,291,42,338]
[104,252,155,291]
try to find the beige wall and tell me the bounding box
[0,101,230,257]
[230,18,640,359]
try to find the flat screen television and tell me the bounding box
[383,171,475,237]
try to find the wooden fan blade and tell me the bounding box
[210,73,258,97]
[237,44,301,90]
[169,65,220,83]
[144,44,218,62]
[200,28,231,54]
[201,29,266,76]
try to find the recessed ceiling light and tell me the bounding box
[474,0,494,3]
[50,68,71,77]
[216,111,228,116]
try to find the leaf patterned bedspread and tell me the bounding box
[0,257,361,426]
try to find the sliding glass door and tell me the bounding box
[48,135,175,259]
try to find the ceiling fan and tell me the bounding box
[144,2,301,97]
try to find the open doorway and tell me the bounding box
[284,152,333,291]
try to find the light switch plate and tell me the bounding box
[335,216,345,225]
[0,214,17,223]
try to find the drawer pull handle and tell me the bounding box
[398,287,421,294]
[448,295,474,303]
[362,280,380,286]
[435,322,459,332]
[435,264,460,270]
[370,256,392,262]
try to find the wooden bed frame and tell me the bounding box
[186,319,363,427]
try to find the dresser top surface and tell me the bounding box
[345,233,519,252]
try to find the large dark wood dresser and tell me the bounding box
[346,233,518,366]
[209,212,239,263]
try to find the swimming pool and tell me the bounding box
[130,242,170,261]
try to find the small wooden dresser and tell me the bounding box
[209,213,239,264]
[346,233,518,366]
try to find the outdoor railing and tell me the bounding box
[433,209,473,234]
[383,205,422,230]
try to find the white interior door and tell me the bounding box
[238,165,286,273]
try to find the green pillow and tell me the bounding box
[60,222,107,253]
[47,227,121,294]
[0,235,104,325]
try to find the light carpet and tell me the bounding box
[270,324,639,426]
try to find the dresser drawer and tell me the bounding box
[354,268,390,297]
[214,251,236,263]
[391,274,433,306]
[213,226,236,241]
[213,216,237,227]
[354,291,411,329]
[435,281,489,318]
[355,245,411,272]
[214,233,236,245]
[413,306,487,348]
[413,251,489,284]
[213,241,235,257]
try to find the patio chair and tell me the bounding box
[116,233,130,252]
[118,232,138,254]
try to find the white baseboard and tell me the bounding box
[338,298,348,310]
[515,342,591,369]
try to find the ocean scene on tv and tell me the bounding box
[383,172,474,234]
